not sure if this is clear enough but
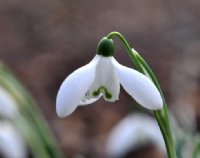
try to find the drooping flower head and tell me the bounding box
[56,37,163,117]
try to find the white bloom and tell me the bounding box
[106,113,166,157]
[0,121,26,158]
[56,54,163,117]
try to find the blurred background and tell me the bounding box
[0,0,200,157]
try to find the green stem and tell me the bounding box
[134,45,176,158]
[0,64,63,158]
[107,31,177,158]
[107,32,143,73]
[192,136,200,158]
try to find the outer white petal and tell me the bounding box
[106,113,165,157]
[0,121,26,158]
[112,59,163,110]
[0,86,18,119]
[56,55,100,117]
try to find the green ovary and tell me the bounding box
[93,86,112,99]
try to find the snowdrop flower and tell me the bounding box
[0,121,26,158]
[56,37,163,117]
[106,113,166,157]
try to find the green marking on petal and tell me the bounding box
[93,86,112,99]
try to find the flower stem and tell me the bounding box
[107,31,177,158]
[107,32,143,73]
[192,136,200,158]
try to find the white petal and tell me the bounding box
[0,121,26,158]
[0,86,18,119]
[56,55,100,117]
[112,59,163,110]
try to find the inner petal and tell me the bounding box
[88,56,120,102]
